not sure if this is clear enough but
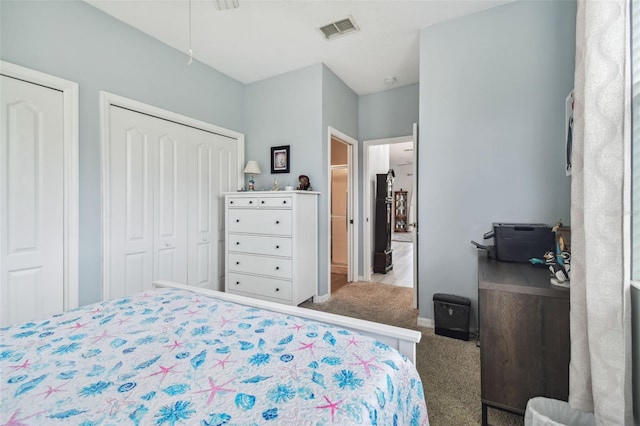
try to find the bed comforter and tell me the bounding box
[0,288,428,425]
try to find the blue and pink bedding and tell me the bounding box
[1,288,428,425]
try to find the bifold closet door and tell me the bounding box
[0,75,64,325]
[108,106,188,299]
[187,127,238,291]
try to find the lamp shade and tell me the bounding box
[243,160,261,174]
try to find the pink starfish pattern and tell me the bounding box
[117,317,131,326]
[66,322,88,331]
[346,336,360,347]
[1,409,47,426]
[315,396,343,422]
[8,359,32,371]
[350,355,380,377]
[164,340,183,351]
[213,354,234,369]
[34,382,68,399]
[289,323,304,333]
[217,316,237,327]
[185,309,199,317]
[146,365,179,382]
[194,377,236,404]
[296,341,317,356]
[102,396,136,416]
[89,329,115,344]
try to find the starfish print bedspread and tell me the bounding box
[0,288,428,425]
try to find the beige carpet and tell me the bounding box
[301,282,523,426]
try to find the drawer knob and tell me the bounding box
[249,200,253,204]
[236,261,240,265]
[261,200,265,204]
[236,219,240,223]
[230,201,234,204]
[275,288,280,292]
[236,242,240,245]
[275,245,280,249]
[235,281,240,285]
[275,221,280,224]
[283,200,287,204]
[275,266,280,270]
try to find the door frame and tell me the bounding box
[100,91,245,300]
[326,127,358,296]
[363,133,418,308]
[0,61,79,312]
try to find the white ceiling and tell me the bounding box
[86,0,509,95]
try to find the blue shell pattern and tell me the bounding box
[0,288,428,425]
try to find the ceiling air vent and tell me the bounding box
[318,16,359,40]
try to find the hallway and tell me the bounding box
[332,239,413,294]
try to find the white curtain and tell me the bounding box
[570,0,633,424]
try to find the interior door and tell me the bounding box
[108,106,188,299]
[412,123,419,309]
[187,127,238,291]
[331,167,349,274]
[0,75,64,325]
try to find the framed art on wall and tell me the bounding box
[271,145,290,173]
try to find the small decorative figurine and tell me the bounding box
[272,178,280,191]
[298,175,312,191]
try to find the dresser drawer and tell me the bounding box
[228,272,292,302]
[228,253,292,279]
[257,196,292,208]
[227,197,259,208]
[228,234,292,257]
[228,209,292,235]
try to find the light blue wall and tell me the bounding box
[0,0,245,305]
[418,0,576,324]
[244,64,357,297]
[322,65,359,293]
[359,83,419,142]
[244,64,323,191]
[358,84,419,276]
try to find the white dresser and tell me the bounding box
[224,191,319,305]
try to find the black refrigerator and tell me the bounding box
[373,171,394,273]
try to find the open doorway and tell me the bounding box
[363,132,418,308]
[327,127,358,296]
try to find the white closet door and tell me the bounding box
[108,107,188,299]
[154,122,188,285]
[187,128,238,290]
[0,75,64,325]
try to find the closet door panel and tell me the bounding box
[187,129,238,291]
[216,142,237,288]
[154,132,188,284]
[109,107,154,298]
[1,75,64,326]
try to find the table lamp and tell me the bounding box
[243,160,261,191]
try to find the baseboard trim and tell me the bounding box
[314,293,331,303]
[417,317,434,328]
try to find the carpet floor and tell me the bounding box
[300,281,524,426]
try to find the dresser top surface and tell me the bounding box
[224,191,320,196]
[478,253,570,298]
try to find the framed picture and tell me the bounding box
[271,145,290,174]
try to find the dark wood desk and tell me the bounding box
[478,253,570,425]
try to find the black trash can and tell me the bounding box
[433,293,471,341]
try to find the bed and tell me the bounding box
[0,281,428,425]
